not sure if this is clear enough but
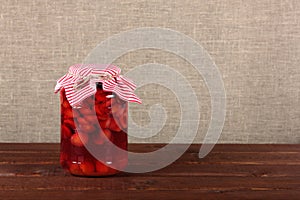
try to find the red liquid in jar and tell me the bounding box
[60,84,128,176]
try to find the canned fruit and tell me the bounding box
[70,132,88,147]
[60,88,128,176]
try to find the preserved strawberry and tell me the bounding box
[63,119,75,130]
[70,132,88,147]
[103,129,112,141]
[99,118,111,129]
[95,161,110,174]
[68,162,83,175]
[61,125,72,139]
[80,160,95,175]
[109,118,122,132]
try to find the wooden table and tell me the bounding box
[0,144,299,199]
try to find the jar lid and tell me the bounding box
[55,64,142,108]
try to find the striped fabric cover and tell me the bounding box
[55,64,142,108]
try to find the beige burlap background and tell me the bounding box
[0,0,299,143]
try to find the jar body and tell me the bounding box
[60,84,128,176]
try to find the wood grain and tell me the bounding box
[0,144,299,200]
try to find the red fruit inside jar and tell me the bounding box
[59,83,128,176]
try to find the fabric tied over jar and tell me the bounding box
[55,64,142,108]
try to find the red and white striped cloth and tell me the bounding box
[55,64,142,108]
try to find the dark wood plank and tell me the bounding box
[0,176,299,199]
[1,163,300,177]
[0,143,299,152]
[1,144,299,165]
[0,143,299,200]
[1,152,299,165]
[1,190,300,200]
[0,176,299,190]
[0,143,60,152]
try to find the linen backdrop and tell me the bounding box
[0,0,299,143]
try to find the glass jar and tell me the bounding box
[59,83,128,176]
